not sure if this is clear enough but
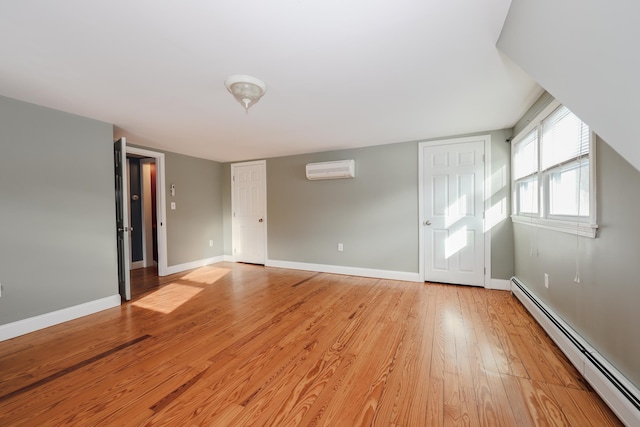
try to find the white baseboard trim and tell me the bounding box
[223,255,235,262]
[0,295,121,342]
[487,279,511,291]
[130,261,145,270]
[163,256,225,275]
[511,277,640,426]
[266,259,422,282]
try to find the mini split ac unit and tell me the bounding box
[305,159,355,180]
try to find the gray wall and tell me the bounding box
[0,95,118,325]
[227,129,514,279]
[513,100,640,388]
[129,145,225,267]
[164,151,224,266]
[267,142,419,272]
[487,129,515,281]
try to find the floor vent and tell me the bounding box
[511,277,640,426]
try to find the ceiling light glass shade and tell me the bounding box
[224,75,267,113]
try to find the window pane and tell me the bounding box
[541,106,589,170]
[513,130,538,180]
[548,161,589,217]
[517,178,538,214]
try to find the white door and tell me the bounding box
[232,160,267,264]
[114,137,131,300]
[422,140,485,286]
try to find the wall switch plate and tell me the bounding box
[209,240,214,247]
[337,243,344,252]
[544,273,549,288]
[171,202,176,210]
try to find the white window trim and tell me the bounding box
[511,100,598,238]
[511,215,598,238]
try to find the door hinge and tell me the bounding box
[484,267,486,274]
[232,175,235,182]
[482,154,485,163]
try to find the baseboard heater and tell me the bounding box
[510,277,640,426]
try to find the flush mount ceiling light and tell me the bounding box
[224,75,267,113]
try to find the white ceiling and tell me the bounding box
[0,0,541,162]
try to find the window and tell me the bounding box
[513,129,539,216]
[511,102,597,237]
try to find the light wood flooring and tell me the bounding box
[0,263,622,426]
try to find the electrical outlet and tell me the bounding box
[337,243,344,252]
[209,240,214,247]
[544,273,549,289]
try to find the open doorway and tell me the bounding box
[126,156,162,298]
[122,145,168,300]
[127,156,158,271]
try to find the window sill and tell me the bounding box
[511,215,598,238]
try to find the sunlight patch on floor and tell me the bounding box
[133,283,203,314]
[182,266,231,284]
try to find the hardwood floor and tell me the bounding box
[0,263,622,426]
[129,266,177,299]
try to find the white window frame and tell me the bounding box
[511,100,598,238]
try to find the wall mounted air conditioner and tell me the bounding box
[305,159,355,180]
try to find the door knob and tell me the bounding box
[258,218,263,223]
[424,220,432,226]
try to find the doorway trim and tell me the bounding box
[418,135,492,287]
[126,146,168,276]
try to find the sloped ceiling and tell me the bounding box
[0,0,541,162]
[498,0,640,172]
